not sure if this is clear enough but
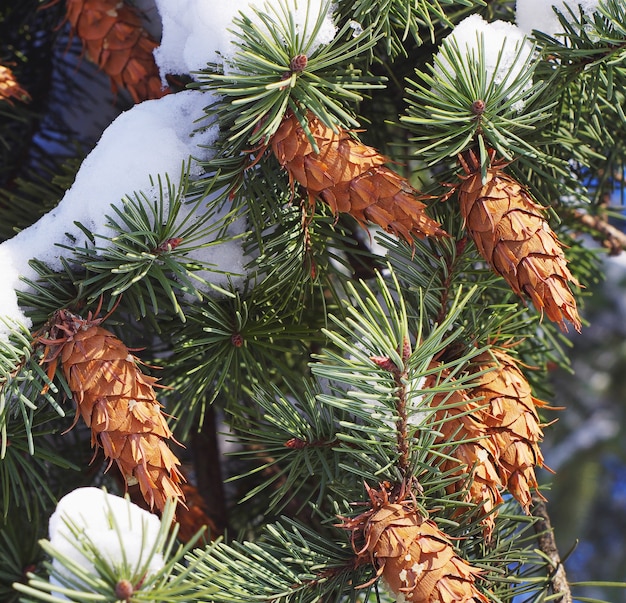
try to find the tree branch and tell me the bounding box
[570,209,626,256]
[532,492,573,603]
[191,405,229,535]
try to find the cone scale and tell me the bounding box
[271,110,447,243]
[468,350,548,513]
[0,64,30,104]
[427,348,548,528]
[176,481,221,543]
[39,309,185,511]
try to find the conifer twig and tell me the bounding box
[532,493,573,603]
[570,209,626,256]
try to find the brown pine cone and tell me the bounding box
[65,0,165,102]
[339,485,489,602]
[39,309,185,511]
[457,150,581,332]
[271,110,447,243]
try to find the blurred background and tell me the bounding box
[543,178,626,600]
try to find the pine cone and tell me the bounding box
[457,150,581,332]
[176,482,221,543]
[271,110,447,243]
[468,350,547,513]
[65,0,165,102]
[39,310,184,511]
[339,485,489,603]
[426,367,503,540]
[0,64,30,104]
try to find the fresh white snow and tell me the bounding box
[0,0,340,341]
[153,0,337,80]
[48,488,165,598]
[0,90,244,339]
[516,0,601,37]
[433,14,535,111]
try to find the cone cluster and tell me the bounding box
[271,110,446,243]
[64,0,165,102]
[340,485,488,603]
[0,64,30,104]
[427,349,547,533]
[457,150,581,332]
[40,309,184,511]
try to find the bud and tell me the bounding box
[290,54,308,72]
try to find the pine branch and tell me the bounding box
[0,320,69,450]
[334,0,486,58]
[532,493,573,603]
[194,0,384,159]
[66,168,245,322]
[0,408,78,520]
[568,207,626,255]
[229,379,344,513]
[184,518,364,603]
[0,512,43,603]
[402,33,551,170]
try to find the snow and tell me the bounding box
[48,488,165,598]
[434,14,535,111]
[0,1,342,341]
[153,0,337,80]
[0,89,247,340]
[516,0,601,37]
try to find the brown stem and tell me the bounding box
[374,339,412,477]
[370,345,411,477]
[532,493,573,603]
[191,405,229,534]
[435,237,467,325]
[394,372,410,477]
[570,208,626,256]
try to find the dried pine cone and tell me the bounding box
[176,481,221,543]
[65,0,165,102]
[426,366,503,540]
[457,150,581,332]
[339,484,489,603]
[39,309,184,511]
[0,64,30,104]
[271,110,447,243]
[468,350,548,513]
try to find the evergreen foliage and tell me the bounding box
[1,0,626,602]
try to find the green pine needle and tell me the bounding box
[335,0,486,58]
[194,0,384,156]
[402,34,552,167]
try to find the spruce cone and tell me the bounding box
[0,64,30,104]
[39,309,184,511]
[271,111,447,243]
[457,151,581,332]
[468,350,547,513]
[65,0,165,102]
[426,367,503,540]
[340,485,489,603]
[176,482,221,543]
